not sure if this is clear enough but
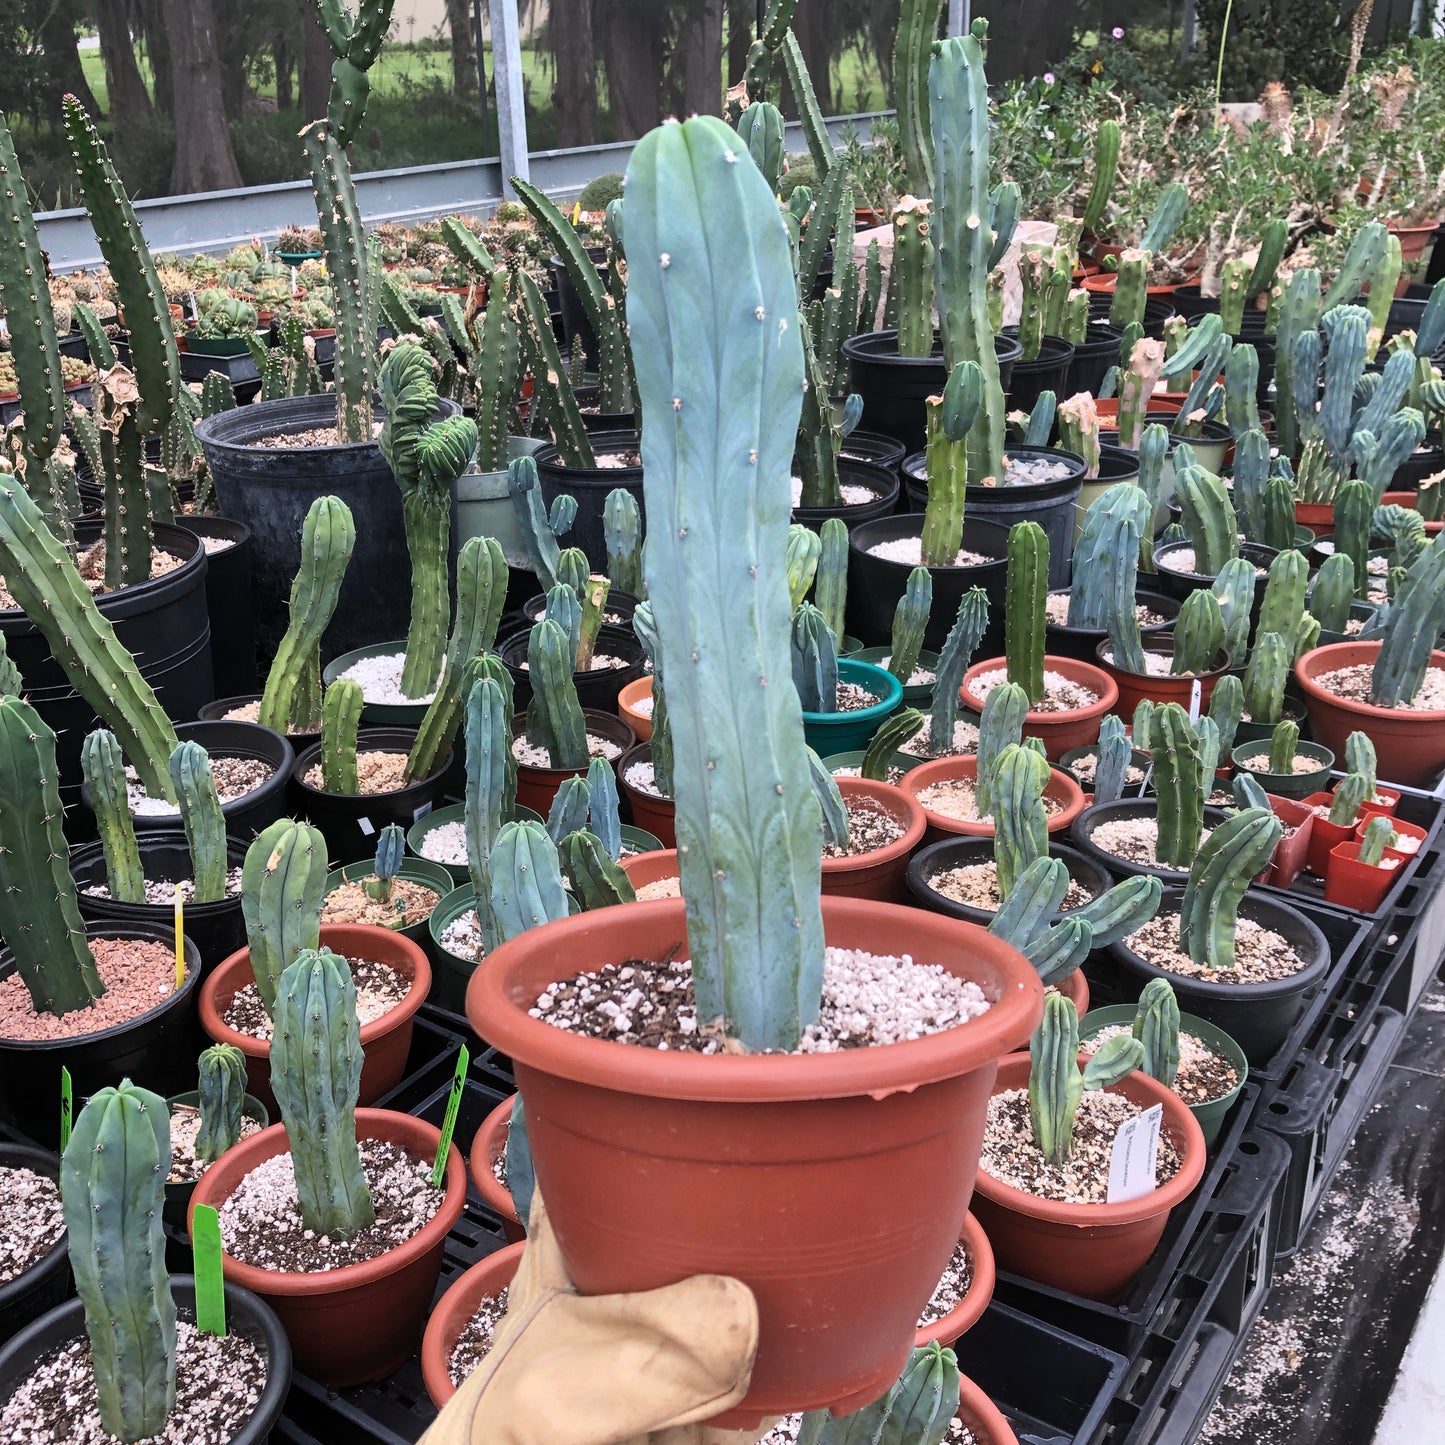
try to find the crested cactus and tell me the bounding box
[889,567,932,685]
[975,681,1028,817]
[1175,464,1239,576]
[169,742,227,905]
[1371,534,1445,706]
[792,602,839,714]
[195,1042,249,1166]
[491,820,570,944]
[241,819,327,1018]
[1029,994,1144,1166]
[560,828,637,910]
[259,496,357,736]
[1093,714,1133,805]
[1268,719,1300,775]
[603,488,644,598]
[364,824,406,904]
[1151,703,1205,868]
[62,1082,176,1442]
[82,729,145,905]
[1005,521,1048,704]
[320,678,363,796]
[992,743,1049,896]
[922,359,983,563]
[1359,814,1395,867]
[1180,807,1282,970]
[271,949,375,1238]
[524,618,588,769]
[1243,631,1288,726]
[815,518,849,648]
[1132,978,1180,1087]
[1311,552,1357,634]
[1170,588,1226,676]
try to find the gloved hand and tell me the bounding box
[421,1193,771,1445]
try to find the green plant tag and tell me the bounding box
[431,1045,469,1188]
[191,1205,227,1337]
[59,1067,71,1152]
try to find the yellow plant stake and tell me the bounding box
[174,886,185,990]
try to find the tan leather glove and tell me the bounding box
[421,1194,771,1445]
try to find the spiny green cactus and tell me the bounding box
[524,616,588,772]
[1175,465,1239,576]
[168,742,227,905]
[271,949,375,1237]
[1359,814,1395,867]
[975,681,1028,817]
[792,601,839,714]
[82,729,144,905]
[1080,118,1121,233]
[1372,533,1445,706]
[1132,698,1155,751]
[466,267,524,472]
[1067,485,1151,662]
[1151,703,1205,868]
[1267,719,1300,775]
[895,0,942,196]
[241,820,327,1018]
[603,488,644,597]
[1345,732,1377,799]
[1117,337,1166,450]
[1328,772,1370,827]
[799,1340,962,1444]
[1109,249,1150,333]
[1171,588,1226,677]
[1133,978,1180,1087]
[309,0,395,145]
[1311,552,1357,634]
[1231,429,1270,542]
[1257,549,1308,645]
[1073,874,1163,947]
[363,824,406,904]
[929,586,990,753]
[1242,631,1288,727]
[921,359,983,563]
[62,1082,176,1442]
[1212,557,1255,665]
[814,518,849,648]
[861,707,923,781]
[585,756,624,861]
[807,747,852,852]
[1180,806,1282,970]
[1093,714,1132,805]
[491,820,570,943]
[992,743,1049,896]
[786,524,823,612]
[1233,770,1271,812]
[560,828,637,910]
[516,271,597,469]
[1334,479,1374,600]
[320,678,363,796]
[734,101,785,193]
[258,497,356,736]
[890,567,933,685]
[572,573,609,671]
[989,855,1068,947]
[1030,994,1144,1166]
[1274,268,1322,457]
[545,776,591,846]
[1005,521,1048,704]
[464,675,513,954]
[196,1043,249,1166]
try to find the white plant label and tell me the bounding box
[1188,678,1202,721]
[357,816,375,836]
[413,802,434,822]
[1107,1103,1162,1203]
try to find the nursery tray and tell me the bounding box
[990,1090,1273,1354]
[112,331,261,395]
[1087,1133,1291,1445]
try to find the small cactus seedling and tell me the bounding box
[1180,807,1282,970]
[195,1042,249,1166]
[1345,732,1377,800]
[1132,978,1180,1087]
[364,824,406,904]
[320,678,364,795]
[1328,772,1371,827]
[1358,815,1397,866]
[1093,714,1132,805]
[1267,719,1300,775]
[1151,704,1205,869]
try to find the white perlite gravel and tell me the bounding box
[875,653,936,684]
[82,866,244,903]
[512,733,623,767]
[1002,453,1073,484]
[0,1168,62,1282]
[336,651,442,705]
[419,821,468,866]
[866,536,993,568]
[629,693,656,717]
[791,478,878,507]
[1100,646,1195,677]
[623,759,666,798]
[440,908,485,961]
[967,665,1100,711]
[198,535,236,555]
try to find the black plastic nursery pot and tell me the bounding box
[533,430,643,573]
[1151,539,1279,626]
[71,830,249,975]
[194,394,460,662]
[839,429,908,475]
[905,837,1112,929]
[1,520,213,824]
[846,514,1010,656]
[197,697,321,760]
[0,1277,292,1443]
[549,250,606,369]
[1000,330,1076,417]
[1065,318,1123,398]
[792,459,901,530]
[1070,798,1235,886]
[496,624,646,715]
[571,383,635,435]
[521,589,641,631]
[1387,429,1445,491]
[0,1144,69,1346]
[0,924,203,1148]
[1087,292,1177,339]
[161,1090,270,1231]
[176,515,257,698]
[1044,587,1180,665]
[1109,886,1330,1064]
[840,330,1024,454]
[901,447,1086,589]
[291,728,451,866]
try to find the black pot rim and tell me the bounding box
[847,513,1011,576]
[1152,539,1278,587]
[792,461,903,525]
[841,329,1025,369]
[617,740,673,806]
[999,330,1077,368]
[174,515,253,546]
[510,710,636,774]
[1046,588,1180,640]
[194,394,456,457]
[1168,418,1233,445]
[1070,798,1234,883]
[69,831,249,920]
[291,727,449,800]
[520,589,641,623]
[905,836,1112,925]
[497,626,645,674]
[0,1145,66,1311]
[532,430,642,481]
[901,444,1089,491]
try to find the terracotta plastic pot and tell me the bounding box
[970,1053,1206,1301]
[470,1096,523,1241]
[190,1110,466,1386]
[1295,641,1445,788]
[616,676,655,742]
[1357,786,1402,823]
[1324,840,1401,910]
[511,710,636,817]
[198,924,431,1114]
[1357,814,1427,864]
[960,658,1118,761]
[617,742,677,848]
[1300,793,1357,877]
[1093,636,1231,718]
[957,1372,1021,1445]
[1294,502,1335,537]
[901,754,1087,842]
[420,1241,525,1409]
[618,848,681,893]
[823,777,927,902]
[915,1211,994,1347]
[465,896,1044,1424]
[1264,796,1316,888]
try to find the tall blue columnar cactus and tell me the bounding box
[930,24,1007,487]
[62,1083,176,1443]
[624,116,823,1051]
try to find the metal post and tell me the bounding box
[488,0,529,195]
[1180,0,1197,60]
[947,1,968,36]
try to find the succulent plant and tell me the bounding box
[792,601,839,714]
[1150,703,1205,869]
[169,741,228,904]
[1005,522,1048,704]
[814,518,849,650]
[1132,978,1180,1088]
[1242,631,1288,727]
[861,707,923,782]
[196,1042,249,1166]
[1093,714,1132,806]
[1371,533,1445,707]
[491,820,571,943]
[921,360,983,565]
[1180,807,1281,970]
[889,567,932,686]
[81,728,145,905]
[1170,588,1226,677]
[240,819,327,1018]
[603,489,644,598]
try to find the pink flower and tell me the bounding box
[1043,71,1056,84]
[1111,26,1125,38]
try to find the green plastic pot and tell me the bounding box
[184,332,256,357]
[428,882,485,1016]
[406,803,544,885]
[839,635,865,657]
[322,642,437,726]
[1078,1004,1248,1149]
[802,659,904,755]
[851,647,941,708]
[1228,740,1334,799]
[162,1089,270,1229]
[322,857,454,960]
[821,749,918,782]
[1228,689,1309,748]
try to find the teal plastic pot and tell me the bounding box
[1228,740,1334,799]
[323,856,454,959]
[852,647,940,708]
[821,750,919,783]
[1078,1004,1248,1149]
[162,1089,270,1230]
[406,803,543,886]
[802,659,903,755]
[323,642,437,726]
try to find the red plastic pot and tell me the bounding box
[901,754,1087,842]
[420,1240,525,1409]
[823,777,927,902]
[1295,641,1445,789]
[1294,502,1335,538]
[960,658,1119,762]
[970,1053,1207,1301]
[470,1096,523,1242]
[1081,272,1188,299]
[616,677,655,742]
[619,848,681,893]
[1357,786,1402,823]
[197,924,430,1114]
[617,742,676,848]
[189,1109,466,1385]
[511,710,636,818]
[1356,813,1427,862]
[1324,840,1401,910]
[1091,397,1185,427]
[1265,795,1316,888]
[915,1211,994,1347]
[1093,637,1231,719]
[1300,792,1356,877]
[465,896,1044,1425]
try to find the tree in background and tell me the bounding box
[162,0,244,191]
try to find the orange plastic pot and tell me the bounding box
[1081,273,1184,298]
[915,1211,994,1347]
[958,1372,1021,1445]
[1294,502,1335,537]
[1324,840,1401,910]
[901,754,1087,841]
[1094,636,1231,719]
[824,777,927,901]
[511,711,635,817]
[619,848,681,893]
[1356,813,1426,862]
[616,742,676,847]
[1265,795,1315,888]
[189,1109,466,1385]
[465,896,1044,1425]
[1389,221,1440,268]
[616,676,655,742]
[197,924,430,1114]
[420,1241,525,1409]
[1091,397,1184,427]
[1300,792,1356,876]
[970,1053,1207,1301]
[470,1096,523,1242]
[1295,641,1445,788]
[960,658,1118,761]
[1357,785,1402,823]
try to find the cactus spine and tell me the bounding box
[196,1043,249,1166]
[1005,522,1048,704]
[1151,703,1205,868]
[890,567,932,685]
[1180,807,1282,970]
[320,678,363,795]
[241,820,327,1018]
[1133,978,1180,1087]
[603,488,644,597]
[169,742,228,904]
[62,1082,176,1442]
[82,729,145,905]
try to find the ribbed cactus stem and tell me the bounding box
[1170,588,1225,677]
[196,1042,249,1165]
[886,568,933,686]
[1068,483,1150,634]
[1005,521,1048,704]
[320,679,363,795]
[1372,534,1445,706]
[363,824,405,903]
[490,820,570,944]
[241,819,327,1018]
[1073,874,1162,947]
[1242,631,1288,726]
[1209,674,1244,760]
[975,681,1028,818]
[1175,464,1239,576]
[1268,719,1300,775]
[992,744,1049,896]
[545,776,591,846]
[1311,553,1356,633]
[82,728,145,905]
[786,524,822,611]
[1257,549,1308,645]
[814,518,849,649]
[584,755,623,860]
[574,574,611,671]
[463,676,512,953]
[791,602,839,714]
[1180,807,1281,970]
[895,0,942,196]
[1093,714,1132,805]
[1359,815,1395,867]
[1328,772,1370,827]
[891,198,935,360]
[921,359,982,564]
[1150,703,1205,868]
[1133,978,1180,1086]
[1116,338,1166,452]
[603,488,644,597]
[61,1082,176,1442]
[525,615,588,772]
[561,829,637,910]
[1109,249,1150,332]
[168,742,227,904]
